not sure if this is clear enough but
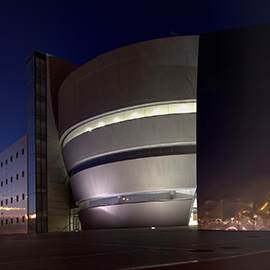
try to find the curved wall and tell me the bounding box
[58,36,198,139]
[63,113,195,173]
[59,36,199,229]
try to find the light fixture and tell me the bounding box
[114,117,120,123]
[132,112,139,119]
[98,122,105,127]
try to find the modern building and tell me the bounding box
[1,35,198,234]
[0,136,27,234]
[197,22,270,231]
[60,36,198,229]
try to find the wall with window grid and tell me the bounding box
[0,135,28,234]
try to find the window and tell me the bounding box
[6,179,7,185]
[22,193,25,200]
[22,171,25,177]
[5,199,8,205]
[10,156,12,162]
[11,218,13,224]
[5,219,8,225]
[5,159,7,165]
[1,220,3,226]
[22,216,25,222]
[1,162,2,167]
[16,174,18,180]
[1,200,3,206]
[16,217,19,223]
[11,197,13,204]
[16,152,18,158]
[16,195,19,202]
[10,176,13,183]
[1,181,3,187]
[22,149,24,155]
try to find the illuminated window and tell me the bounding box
[61,100,196,147]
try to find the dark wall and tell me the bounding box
[197,23,270,230]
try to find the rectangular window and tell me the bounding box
[5,159,7,165]
[16,152,18,158]
[5,219,8,225]
[10,156,12,162]
[16,217,19,223]
[22,149,24,155]
[22,216,25,222]
[1,220,3,226]
[1,181,2,187]
[6,179,8,185]
[1,200,3,206]
[22,171,25,177]
[6,199,8,205]
[16,174,18,180]
[22,193,25,200]
[10,176,13,183]
[11,197,13,204]
[11,218,13,224]
[16,195,19,202]
[1,162,2,167]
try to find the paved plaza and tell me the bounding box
[1,226,270,269]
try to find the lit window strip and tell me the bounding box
[62,100,196,147]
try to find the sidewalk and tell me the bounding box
[0,226,270,269]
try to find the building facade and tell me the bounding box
[197,22,270,231]
[1,35,198,234]
[0,135,28,234]
[59,36,198,229]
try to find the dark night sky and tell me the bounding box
[0,0,270,152]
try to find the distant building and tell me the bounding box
[0,136,27,234]
[0,36,198,234]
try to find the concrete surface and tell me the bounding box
[1,226,270,269]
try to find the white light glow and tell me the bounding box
[154,109,162,115]
[61,100,196,147]
[132,112,139,119]
[98,122,105,127]
[176,105,191,113]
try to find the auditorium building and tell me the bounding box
[1,35,198,234]
[2,22,270,234]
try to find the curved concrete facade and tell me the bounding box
[59,36,199,229]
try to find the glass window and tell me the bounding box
[16,152,18,158]
[6,179,7,185]
[22,193,25,200]
[22,171,25,177]
[22,216,25,222]
[6,199,8,205]
[10,176,13,183]
[11,197,13,204]
[1,220,3,226]
[1,200,3,206]
[5,159,7,165]
[10,156,12,162]
[16,217,19,223]
[16,195,19,202]
[6,219,8,225]
[16,174,18,180]
[22,149,24,155]
[1,162,2,167]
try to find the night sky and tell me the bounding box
[1,0,270,152]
